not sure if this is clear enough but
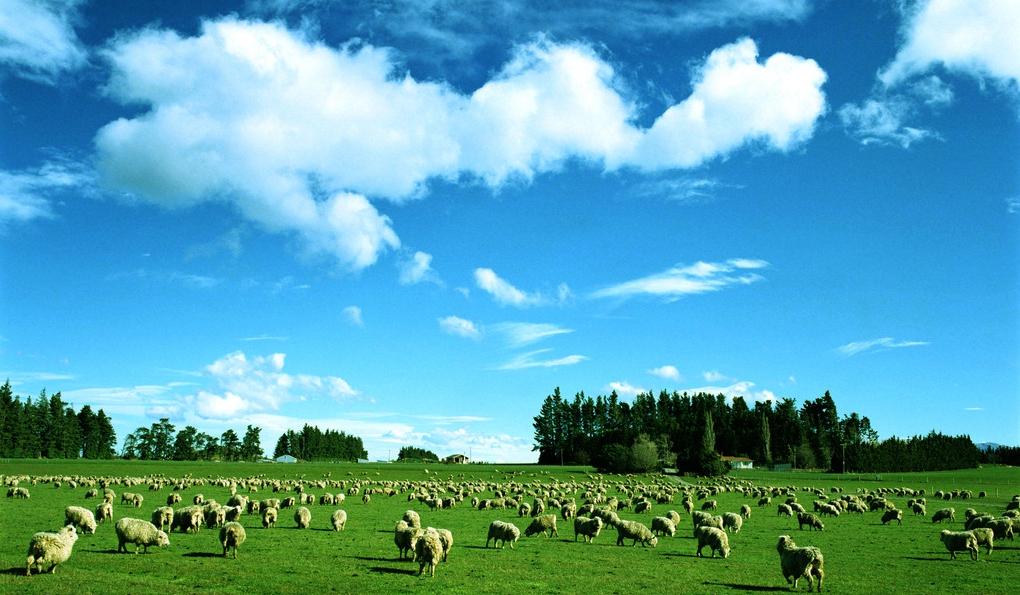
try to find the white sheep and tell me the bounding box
[415,527,444,577]
[574,516,604,542]
[26,525,78,576]
[220,522,246,558]
[939,530,978,560]
[525,514,558,538]
[95,501,113,524]
[971,527,994,555]
[634,500,653,514]
[740,504,752,519]
[615,519,657,547]
[437,528,453,561]
[116,518,169,554]
[486,520,521,549]
[777,503,794,517]
[395,520,423,559]
[651,516,676,537]
[776,535,824,592]
[171,506,204,533]
[294,506,311,529]
[695,526,730,558]
[262,506,278,529]
[151,506,173,532]
[331,509,348,531]
[403,509,421,528]
[932,507,955,523]
[64,506,97,535]
[723,512,743,533]
[985,519,1014,541]
[912,503,926,516]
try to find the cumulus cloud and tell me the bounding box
[0,0,87,83]
[686,380,777,404]
[649,365,681,381]
[591,258,768,302]
[837,337,930,357]
[438,315,480,340]
[608,381,644,397]
[399,251,439,285]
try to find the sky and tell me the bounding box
[1,0,1018,463]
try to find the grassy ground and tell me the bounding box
[1,460,1018,594]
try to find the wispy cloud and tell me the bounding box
[399,250,440,285]
[343,306,364,327]
[703,370,730,383]
[497,349,586,370]
[491,322,572,347]
[438,316,480,340]
[106,268,221,290]
[591,259,769,302]
[837,338,930,357]
[0,159,94,225]
[648,365,681,381]
[0,0,88,83]
[240,335,289,342]
[475,268,570,308]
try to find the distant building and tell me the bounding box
[275,454,297,463]
[720,456,753,470]
[444,454,468,464]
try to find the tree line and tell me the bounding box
[272,424,366,462]
[121,418,265,462]
[0,381,117,459]
[533,387,982,474]
[396,445,439,462]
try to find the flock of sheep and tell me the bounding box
[6,470,1020,590]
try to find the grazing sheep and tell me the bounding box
[95,501,113,524]
[694,514,724,532]
[220,522,246,558]
[634,500,653,514]
[26,525,78,576]
[261,498,281,510]
[615,520,658,547]
[395,520,423,559]
[790,503,807,514]
[939,530,978,560]
[320,493,335,506]
[225,506,242,522]
[694,526,730,558]
[702,500,718,511]
[798,512,824,531]
[8,487,30,498]
[912,503,926,516]
[171,506,204,533]
[437,528,453,561]
[64,506,97,535]
[116,518,169,554]
[525,514,558,538]
[881,509,903,525]
[561,502,577,520]
[574,516,604,542]
[723,512,743,533]
[740,504,752,519]
[932,508,956,523]
[518,502,532,517]
[776,535,824,592]
[193,494,205,505]
[778,503,794,517]
[415,528,444,577]
[985,519,1014,541]
[665,510,682,526]
[971,527,994,555]
[402,509,421,528]
[262,506,278,529]
[486,520,521,549]
[205,506,227,529]
[531,499,546,517]
[592,508,622,527]
[758,497,772,507]
[331,509,347,531]
[818,504,840,517]
[167,493,181,506]
[651,516,676,537]
[151,506,173,532]
[294,506,311,529]
[362,493,371,505]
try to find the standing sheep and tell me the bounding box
[437,528,453,561]
[486,520,521,549]
[939,530,978,560]
[294,506,311,529]
[415,528,444,577]
[651,516,676,537]
[394,520,423,559]
[574,516,604,542]
[26,525,78,576]
[95,501,113,524]
[525,514,558,538]
[64,506,97,535]
[971,527,994,555]
[403,509,421,528]
[331,509,348,531]
[219,522,246,558]
[695,526,730,558]
[932,507,956,523]
[881,509,903,525]
[776,535,824,592]
[151,506,173,532]
[615,520,658,547]
[912,503,926,516]
[171,506,204,533]
[262,506,278,529]
[115,518,169,554]
[740,504,752,519]
[723,512,743,533]
[777,503,794,517]
[797,512,824,531]
[634,500,653,514]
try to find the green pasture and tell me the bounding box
[1,460,1018,594]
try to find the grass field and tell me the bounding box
[2,460,1018,594]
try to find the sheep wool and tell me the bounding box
[294,506,311,529]
[151,506,173,532]
[220,522,246,559]
[940,530,978,560]
[739,504,752,519]
[695,526,730,558]
[525,514,559,538]
[64,506,97,535]
[777,503,794,517]
[262,507,278,529]
[615,520,657,547]
[971,527,994,555]
[723,512,743,533]
[116,518,169,554]
[881,509,903,525]
[486,520,521,549]
[797,512,824,531]
[95,501,113,524]
[171,506,204,533]
[415,528,444,577]
[651,516,676,538]
[776,535,824,592]
[574,516,604,542]
[402,510,421,529]
[331,509,348,531]
[437,528,453,561]
[26,525,78,576]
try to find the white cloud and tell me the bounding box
[475,268,565,307]
[343,306,363,326]
[0,160,94,225]
[608,381,645,397]
[0,0,87,83]
[837,338,930,357]
[838,96,939,148]
[491,322,572,347]
[591,258,769,302]
[685,380,777,404]
[497,349,587,370]
[438,315,480,340]
[703,370,729,383]
[399,251,439,285]
[649,365,681,381]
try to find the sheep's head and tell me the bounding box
[777,535,795,551]
[648,535,658,548]
[60,525,79,544]
[156,531,170,548]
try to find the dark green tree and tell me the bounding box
[241,425,263,461]
[220,429,241,461]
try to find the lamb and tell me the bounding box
[115,518,169,554]
[486,520,521,549]
[64,506,97,535]
[574,516,604,542]
[881,509,903,525]
[331,509,347,531]
[932,507,955,523]
[651,516,676,537]
[26,525,78,576]
[219,522,246,558]
[776,535,824,592]
[294,506,311,529]
[615,519,658,547]
[939,530,978,560]
[151,506,173,532]
[95,501,113,524]
[694,526,730,558]
[415,527,444,577]
[723,512,743,533]
[525,514,558,538]
[394,520,423,559]
[798,512,824,531]
[262,506,278,528]
[971,527,994,555]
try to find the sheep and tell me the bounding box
[759,497,772,507]
[395,520,423,559]
[486,520,521,549]
[702,499,718,511]
[167,493,182,506]
[932,507,955,523]
[218,522,246,559]
[881,509,903,525]
[561,502,577,520]
[151,506,173,532]
[778,503,794,517]
[912,503,926,516]
[634,500,653,514]
[796,512,824,531]
[171,506,204,533]
[665,510,682,526]
[320,493,335,506]
[205,506,227,528]
[971,527,994,555]
[985,518,1014,541]
[615,519,657,547]
[694,526,730,558]
[331,509,347,531]
[776,535,824,592]
[694,514,724,532]
[262,506,278,529]
[95,501,113,524]
[723,512,743,533]
[415,528,444,577]
[740,504,752,519]
[525,514,558,538]
[574,516,604,542]
[651,516,676,537]
[294,506,311,529]
[64,506,97,535]
[26,525,78,576]
[518,502,532,517]
[437,528,453,561]
[225,506,243,522]
[402,509,421,528]
[8,486,30,498]
[115,518,169,554]
[939,530,978,561]
[818,503,840,517]
[592,508,622,527]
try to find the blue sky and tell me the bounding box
[1,0,1017,462]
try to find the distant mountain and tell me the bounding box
[976,442,1002,451]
